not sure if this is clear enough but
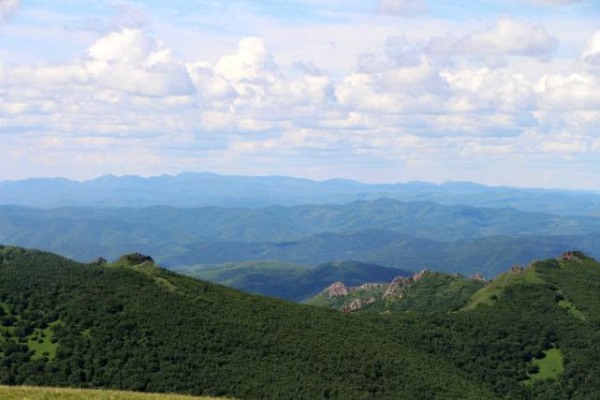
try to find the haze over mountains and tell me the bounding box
[0,172,599,291]
[2,172,600,216]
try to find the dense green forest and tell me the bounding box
[2,245,600,398]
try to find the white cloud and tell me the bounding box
[87,29,162,66]
[215,37,278,83]
[427,17,558,61]
[85,29,194,97]
[539,72,600,110]
[444,68,535,112]
[0,0,19,22]
[0,7,598,189]
[582,30,600,67]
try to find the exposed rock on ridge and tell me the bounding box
[324,282,349,297]
[383,269,429,299]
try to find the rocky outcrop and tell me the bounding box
[383,276,411,299]
[324,282,349,297]
[342,297,376,313]
[119,252,154,266]
[359,283,384,291]
[559,250,584,262]
[322,281,387,298]
[383,269,429,299]
[413,269,429,281]
[470,273,486,282]
[510,265,524,273]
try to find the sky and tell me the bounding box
[0,0,599,189]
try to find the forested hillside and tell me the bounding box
[2,246,600,398]
[0,246,489,399]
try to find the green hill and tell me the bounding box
[5,245,600,398]
[0,245,490,399]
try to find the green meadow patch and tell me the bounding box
[27,322,59,361]
[526,348,565,383]
[463,265,543,310]
[558,298,586,321]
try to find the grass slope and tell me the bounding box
[0,385,226,399]
[526,348,565,383]
[462,265,543,310]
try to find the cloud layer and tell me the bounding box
[0,2,598,189]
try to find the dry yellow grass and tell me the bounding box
[0,385,230,400]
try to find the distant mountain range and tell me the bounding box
[2,172,600,216]
[1,172,599,287]
[1,199,599,277]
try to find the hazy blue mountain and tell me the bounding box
[1,199,598,244]
[1,172,600,216]
[1,200,599,277]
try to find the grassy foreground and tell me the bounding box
[0,386,228,400]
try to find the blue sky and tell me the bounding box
[0,0,599,189]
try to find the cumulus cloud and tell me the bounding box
[582,30,600,67]
[215,37,278,83]
[427,17,558,61]
[0,0,19,22]
[539,72,600,110]
[85,29,194,97]
[377,0,428,16]
[0,18,598,187]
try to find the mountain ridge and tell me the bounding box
[2,200,598,278]
[2,172,600,216]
